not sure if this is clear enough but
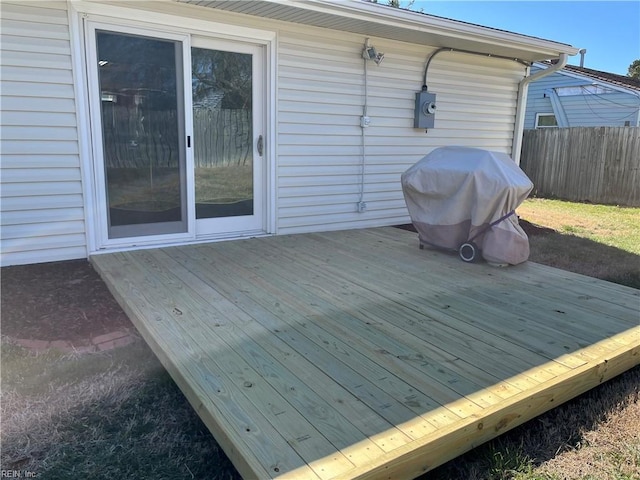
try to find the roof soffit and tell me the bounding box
[179,0,578,62]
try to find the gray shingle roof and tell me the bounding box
[563,64,640,92]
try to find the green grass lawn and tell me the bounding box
[517,198,640,289]
[518,198,640,255]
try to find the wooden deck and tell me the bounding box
[91,227,640,480]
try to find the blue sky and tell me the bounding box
[410,1,639,75]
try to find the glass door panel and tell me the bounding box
[192,48,254,220]
[96,30,187,239]
[190,38,264,237]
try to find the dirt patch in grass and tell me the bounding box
[527,231,640,289]
[538,380,640,480]
[518,219,555,237]
[1,260,132,344]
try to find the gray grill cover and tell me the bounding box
[401,146,533,265]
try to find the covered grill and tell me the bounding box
[401,146,534,265]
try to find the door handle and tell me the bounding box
[257,135,264,156]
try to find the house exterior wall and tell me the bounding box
[0,0,525,265]
[557,92,640,127]
[1,1,87,266]
[525,66,640,128]
[275,25,524,234]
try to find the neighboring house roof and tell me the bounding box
[526,62,640,128]
[535,62,640,93]
[179,0,578,62]
[562,64,640,92]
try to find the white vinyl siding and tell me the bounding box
[0,1,86,266]
[276,27,523,234]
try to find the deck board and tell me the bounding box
[91,227,640,479]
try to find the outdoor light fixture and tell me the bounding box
[362,40,384,65]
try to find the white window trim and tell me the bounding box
[68,1,277,253]
[535,112,559,128]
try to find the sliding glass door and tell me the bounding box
[94,29,188,239]
[89,25,265,245]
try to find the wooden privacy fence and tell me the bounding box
[520,127,640,206]
[103,106,251,169]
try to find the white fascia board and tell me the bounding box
[263,0,579,59]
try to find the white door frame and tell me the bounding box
[190,36,266,239]
[85,21,193,249]
[69,1,276,254]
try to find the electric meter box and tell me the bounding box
[414,90,437,129]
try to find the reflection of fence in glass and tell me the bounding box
[102,104,251,168]
[102,102,179,169]
[194,108,251,167]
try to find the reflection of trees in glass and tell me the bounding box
[97,31,179,109]
[192,48,253,211]
[192,48,253,169]
[191,48,252,110]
